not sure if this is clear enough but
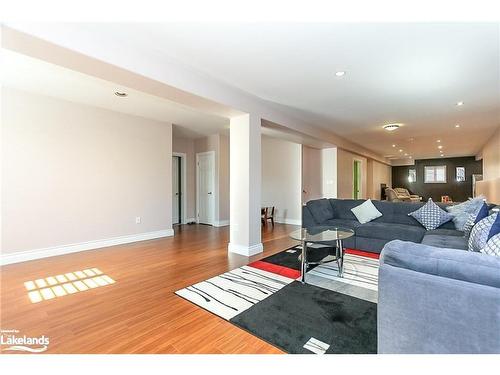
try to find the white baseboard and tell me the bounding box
[0,229,174,266]
[213,219,230,227]
[274,217,302,226]
[228,242,263,257]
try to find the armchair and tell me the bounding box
[393,188,421,202]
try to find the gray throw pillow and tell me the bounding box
[408,198,454,230]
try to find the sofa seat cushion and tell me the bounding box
[324,219,363,230]
[356,222,425,243]
[421,234,468,250]
[306,198,334,224]
[425,228,464,237]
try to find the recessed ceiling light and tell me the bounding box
[456,101,464,106]
[392,144,396,148]
[438,145,443,149]
[441,154,445,157]
[114,91,128,97]
[335,71,346,77]
[399,149,403,152]
[383,124,401,131]
[437,140,441,143]
[404,153,408,156]
[455,124,460,128]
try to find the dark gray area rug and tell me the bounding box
[230,281,377,354]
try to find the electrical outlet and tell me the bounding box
[135,217,141,224]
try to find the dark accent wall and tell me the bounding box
[392,156,482,202]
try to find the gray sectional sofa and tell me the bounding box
[303,198,500,353]
[379,240,500,353]
[302,198,466,253]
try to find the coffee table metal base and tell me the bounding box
[300,239,344,283]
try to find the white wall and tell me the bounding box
[476,126,500,203]
[337,149,368,199]
[261,136,302,225]
[1,87,173,263]
[480,126,500,181]
[322,148,338,198]
[367,159,392,200]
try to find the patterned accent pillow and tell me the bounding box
[408,198,454,230]
[463,202,489,238]
[482,233,500,257]
[468,213,498,252]
[462,213,476,238]
[487,211,500,241]
[446,196,486,231]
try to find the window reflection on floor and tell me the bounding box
[24,268,115,303]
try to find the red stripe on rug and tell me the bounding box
[248,260,301,279]
[345,248,380,259]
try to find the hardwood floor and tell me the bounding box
[0,223,299,354]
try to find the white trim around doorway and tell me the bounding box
[173,152,187,225]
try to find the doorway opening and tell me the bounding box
[196,151,215,225]
[172,153,187,225]
[353,159,362,199]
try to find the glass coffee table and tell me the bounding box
[289,226,355,283]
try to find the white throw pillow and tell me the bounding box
[351,199,383,224]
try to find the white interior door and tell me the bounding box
[197,152,215,225]
[172,156,180,224]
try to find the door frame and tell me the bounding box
[353,158,363,199]
[173,152,187,225]
[196,151,216,226]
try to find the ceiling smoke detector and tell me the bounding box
[383,123,401,131]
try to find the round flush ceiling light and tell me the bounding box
[335,71,346,77]
[114,91,128,97]
[456,101,464,106]
[455,124,460,128]
[383,123,401,131]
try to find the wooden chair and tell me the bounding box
[261,207,275,226]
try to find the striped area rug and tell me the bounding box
[175,265,294,320]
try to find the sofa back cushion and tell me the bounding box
[323,198,456,228]
[329,199,364,220]
[381,239,500,288]
[306,198,334,224]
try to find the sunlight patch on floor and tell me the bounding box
[24,268,115,303]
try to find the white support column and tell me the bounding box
[228,114,263,256]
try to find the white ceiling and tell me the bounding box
[69,22,499,160]
[1,49,229,139]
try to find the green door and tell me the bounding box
[353,160,361,199]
